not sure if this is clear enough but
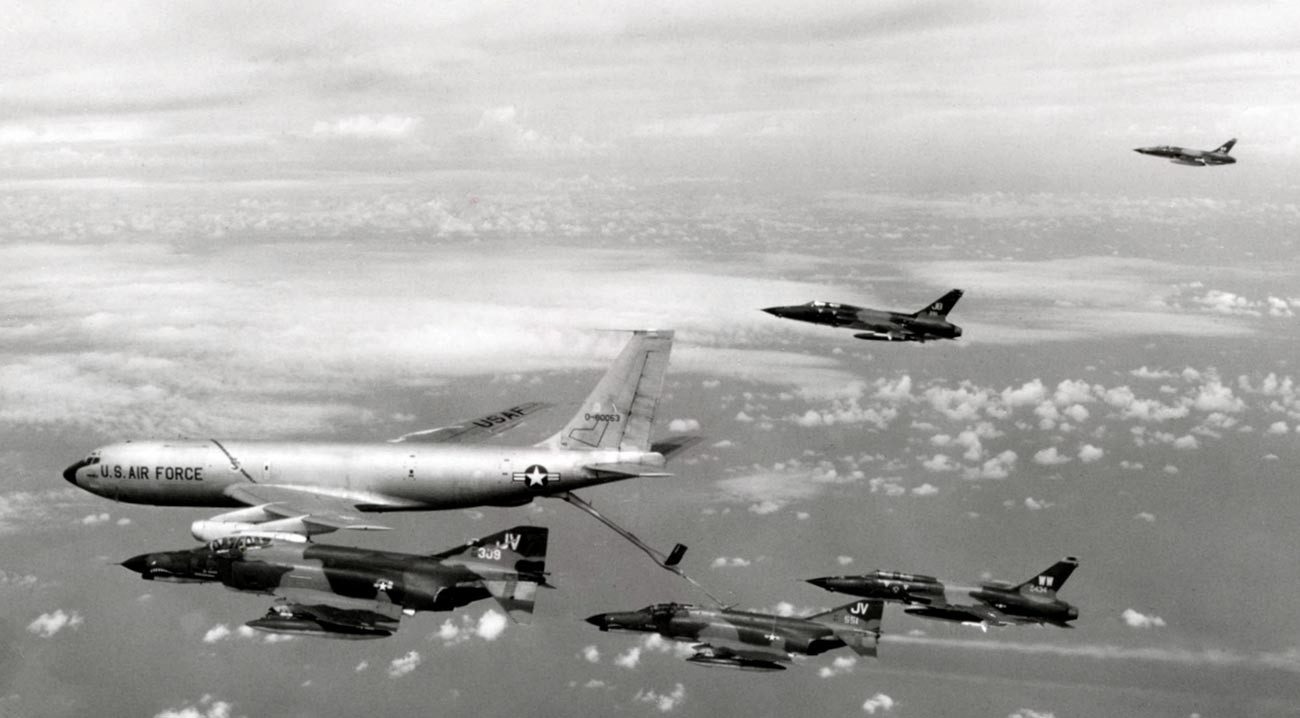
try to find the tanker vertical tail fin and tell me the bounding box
[541,331,674,452]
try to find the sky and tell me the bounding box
[2,2,1300,716]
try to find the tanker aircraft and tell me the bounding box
[808,556,1079,629]
[122,525,549,639]
[585,599,885,672]
[1134,138,1237,166]
[65,331,691,553]
[763,289,964,343]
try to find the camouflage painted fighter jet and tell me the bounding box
[120,525,549,639]
[763,289,963,343]
[807,557,1079,629]
[65,331,690,544]
[1134,138,1237,166]
[585,599,885,672]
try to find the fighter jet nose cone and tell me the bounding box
[584,614,609,631]
[761,307,782,316]
[120,554,150,576]
[806,577,828,589]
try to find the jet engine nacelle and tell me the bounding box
[191,518,311,543]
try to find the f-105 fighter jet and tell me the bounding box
[1134,138,1237,166]
[763,289,963,343]
[585,599,885,672]
[121,525,549,639]
[808,557,1079,629]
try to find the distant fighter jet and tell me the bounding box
[807,557,1079,629]
[1134,138,1237,166]
[585,599,885,672]
[65,331,692,549]
[763,289,964,343]
[121,525,549,639]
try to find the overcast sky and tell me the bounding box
[2,3,1300,717]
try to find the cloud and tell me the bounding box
[202,624,233,644]
[1121,609,1167,629]
[711,556,753,568]
[1077,444,1104,463]
[911,483,939,496]
[614,647,642,669]
[580,645,600,663]
[310,115,421,140]
[1023,497,1052,511]
[1033,447,1071,465]
[965,450,1017,480]
[668,418,701,432]
[475,610,507,641]
[154,695,240,718]
[27,609,83,638]
[633,683,686,713]
[862,693,896,714]
[387,650,422,678]
[80,512,111,525]
[355,660,369,672]
[1009,711,1055,718]
[1135,511,1156,522]
[818,655,858,678]
[837,555,854,565]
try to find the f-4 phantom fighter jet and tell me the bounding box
[808,557,1079,629]
[585,599,885,672]
[65,331,690,544]
[1134,138,1237,166]
[121,525,549,639]
[763,289,963,343]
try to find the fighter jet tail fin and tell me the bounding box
[810,599,884,657]
[437,525,550,624]
[435,525,549,571]
[915,289,963,318]
[1215,138,1237,154]
[541,330,674,452]
[1016,556,1079,598]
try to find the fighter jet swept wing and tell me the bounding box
[389,402,552,443]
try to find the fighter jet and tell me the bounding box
[120,525,549,639]
[763,289,963,343]
[64,331,690,545]
[807,557,1079,629]
[585,599,885,672]
[1134,138,1237,166]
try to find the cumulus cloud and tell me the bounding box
[614,646,642,669]
[581,645,600,663]
[1023,497,1052,511]
[154,694,239,718]
[711,556,752,568]
[965,450,1017,480]
[911,483,939,496]
[1009,710,1055,718]
[1033,447,1070,465]
[387,650,422,678]
[475,610,507,641]
[668,418,701,432]
[80,512,111,525]
[1077,444,1104,463]
[837,555,854,566]
[818,655,857,678]
[862,693,896,714]
[1121,609,1166,629]
[27,609,83,638]
[633,683,685,712]
[1135,512,1156,522]
[202,624,232,644]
